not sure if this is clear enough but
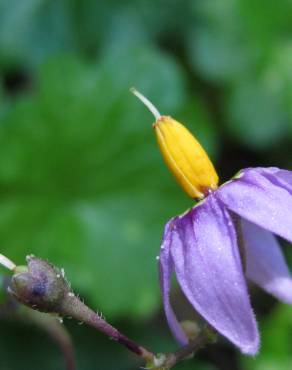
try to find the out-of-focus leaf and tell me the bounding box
[0,0,194,69]
[272,44,292,130]
[0,47,217,319]
[188,0,256,82]
[0,318,214,370]
[174,362,217,370]
[72,0,194,53]
[188,0,292,149]
[0,0,74,68]
[224,74,288,150]
[242,305,292,370]
[223,40,292,149]
[0,321,65,370]
[189,0,292,83]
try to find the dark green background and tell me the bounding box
[0,0,292,369]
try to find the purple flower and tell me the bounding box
[160,167,292,355]
[131,88,292,355]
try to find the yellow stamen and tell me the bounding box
[131,88,219,199]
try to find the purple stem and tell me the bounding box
[59,294,154,362]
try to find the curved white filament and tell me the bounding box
[130,87,161,120]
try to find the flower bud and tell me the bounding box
[131,88,219,199]
[8,256,71,313]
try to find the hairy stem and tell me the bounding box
[59,294,154,362]
[4,254,217,369]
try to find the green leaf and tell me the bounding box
[0,47,208,319]
[188,0,292,83]
[0,318,214,370]
[0,0,194,69]
[188,0,292,150]
[0,0,74,68]
[188,0,257,82]
[242,305,292,370]
[224,74,288,150]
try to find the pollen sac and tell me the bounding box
[154,116,219,199]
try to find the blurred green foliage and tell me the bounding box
[0,0,292,369]
[0,49,190,318]
[242,305,292,370]
[189,0,292,149]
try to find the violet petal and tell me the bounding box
[242,219,292,304]
[246,167,292,196]
[159,219,188,345]
[217,168,292,243]
[170,195,259,354]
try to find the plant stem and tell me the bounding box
[151,326,215,369]
[59,294,155,363]
[165,331,210,368]
[4,254,216,369]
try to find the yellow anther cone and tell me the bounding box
[131,88,219,199]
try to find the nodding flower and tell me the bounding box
[131,88,292,355]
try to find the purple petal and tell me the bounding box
[248,167,292,196]
[217,168,292,243]
[242,219,292,304]
[159,219,188,345]
[170,195,259,354]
